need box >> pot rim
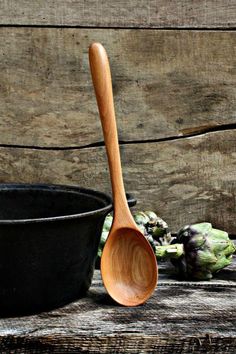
[0,183,113,224]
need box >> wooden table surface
[0,254,235,354]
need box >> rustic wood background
[0,1,235,234]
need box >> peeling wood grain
[0,130,235,233]
[0,257,235,353]
[0,0,235,28]
[0,28,235,147]
[0,334,234,354]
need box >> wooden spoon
[89,42,158,306]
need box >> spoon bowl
[89,42,158,306]
[101,226,157,306]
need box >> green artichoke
[96,211,172,265]
[133,211,174,246]
[97,216,235,280]
[97,214,113,258]
[158,223,236,280]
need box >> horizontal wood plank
[0,256,235,353]
[0,130,235,233]
[0,28,235,147]
[0,1,235,28]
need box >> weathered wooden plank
[0,28,235,147]
[0,0,236,28]
[0,130,235,233]
[0,256,235,353]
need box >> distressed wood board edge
[0,0,236,28]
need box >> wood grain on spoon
[89,42,158,306]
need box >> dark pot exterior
[0,184,113,316]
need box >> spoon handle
[89,43,133,225]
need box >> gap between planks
[0,124,235,151]
[0,25,235,31]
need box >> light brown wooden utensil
[89,42,158,306]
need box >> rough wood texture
[0,2,234,352]
[0,255,235,353]
[0,0,235,28]
[0,130,236,234]
[0,28,235,147]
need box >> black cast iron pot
[0,183,136,316]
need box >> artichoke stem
[155,244,184,259]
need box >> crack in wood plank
[0,124,235,150]
[0,25,236,31]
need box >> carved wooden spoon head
[101,225,158,306]
[89,42,158,306]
